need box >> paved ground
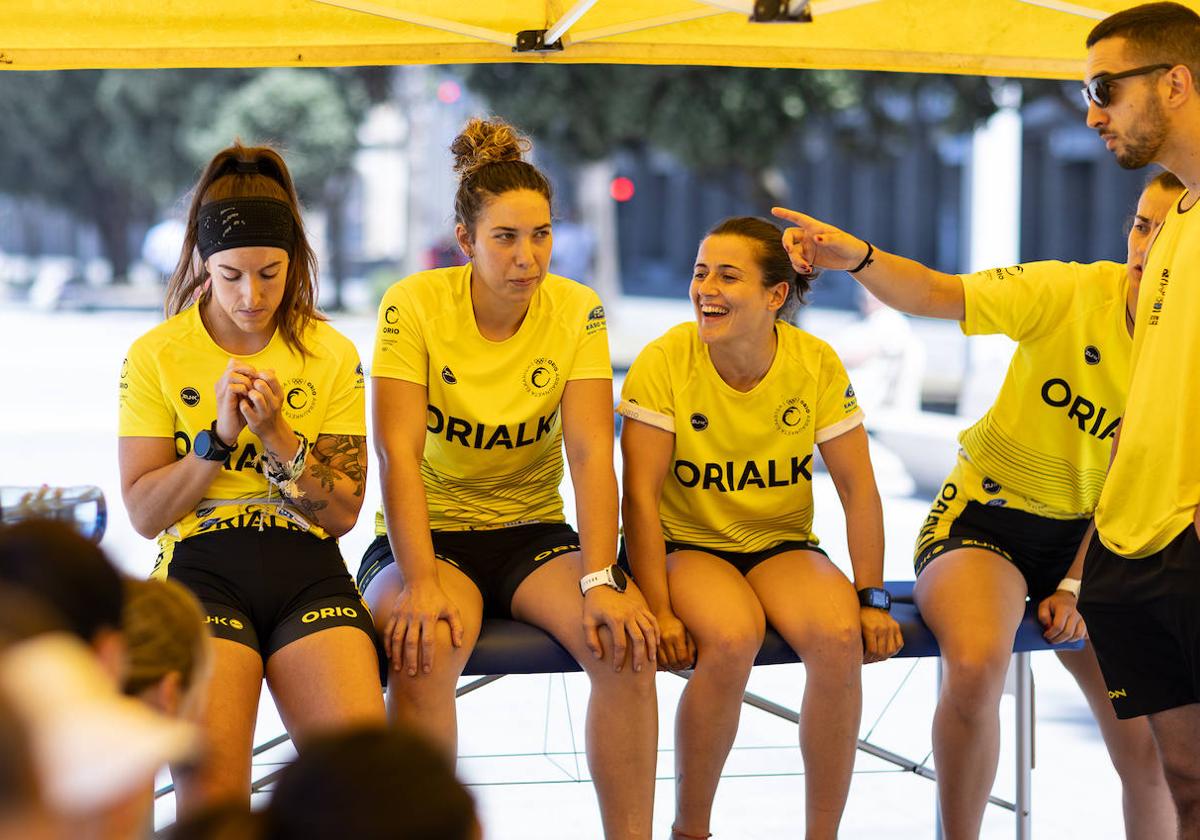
[0,305,1124,838]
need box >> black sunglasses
[1081,63,1173,108]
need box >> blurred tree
[0,66,384,302]
[462,65,1067,205]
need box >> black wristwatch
[194,422,236,462]
[857,586,892,612]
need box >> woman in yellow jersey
[620,217,903,840]
[118,145,385,812]
[359,118,659,839]
[773,169,1183,840]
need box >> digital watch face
[860,588,890,610]
[610,564,628,593]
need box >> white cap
[0,633,197,813]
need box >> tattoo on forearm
[308,434,367,498]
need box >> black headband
[197,197,296,261]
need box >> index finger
[771,206,816,227]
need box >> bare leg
[914,548,1028,840]
[750,550,863,840]
[665,550,765,839]
[1148,704,1200,840]
[172,638,263,814]
[511,552,657,840]
[362,561,483,762]
[266,625,386,747]
[1057,644,1176,839]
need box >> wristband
[1056,577,1081,597]
[848,240,875,273]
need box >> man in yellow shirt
[1080,3,1200,832]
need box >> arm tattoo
[309,434,367,498]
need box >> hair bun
[450,118,531,180]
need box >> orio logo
[441,366,457,385]
[180,387,201,407]
[283,377,317,419]
[522,357,560,397]
[690,413,709,432]
[982,477,1001,495]
[384,305,399,325]
[1084,345,1101,365]
[774,396,811,435]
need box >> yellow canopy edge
[2,0,1193,78]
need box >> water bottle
[0,486,107,543]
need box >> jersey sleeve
[118,337,175,438]
[960,261,1080,341]
[566,290,613,381]
[318,339,367,437]
[370,281,428,385]
[617,342,675,433]
[814,346,865,445]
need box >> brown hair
[1087,3,1200,93]
[165,142,323,356]
[705,217,814,321]
[1147,169,1185,192]
[451,118,553,238]
[121,578,209,698]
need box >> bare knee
[941,647,1010,711]
[795,621,861,680]
[694,627,761,674]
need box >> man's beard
[1114,95,1169,170]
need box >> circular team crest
[774,396,811,435]
[522,357,560,397]
[180,387,201,407]
[690,413,709,431]
[1084,345,1101,365]
[283,377,317,419]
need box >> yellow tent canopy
[4,0,1194,78]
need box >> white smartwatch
[579,564,628,596]
[1056,577,1081,597]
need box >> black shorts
[664,540,827,576]
[1079,525,1200,719]
[357,523,580,620]
[161,528,381,665]
[914,499,1088,602]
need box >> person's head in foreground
[260,725,480,840]
[122,577,213,719]
[0,519,126,681]
[0,633,196,840]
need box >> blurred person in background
[118,143,385,814]
[773,169,1183,839]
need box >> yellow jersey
[119,305,366,548]
[956,260,1130,519]
[618,321,863,552]
[371,265,611,532]
[1096,196,1200,557]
